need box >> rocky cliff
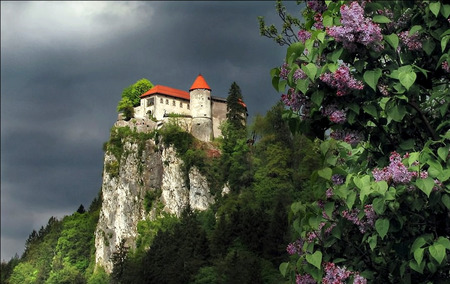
[94,119,214,273]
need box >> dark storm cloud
[1,1,301,260]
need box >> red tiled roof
[189,74,211,91]
[238,99,247,108]
[140,85,190,100]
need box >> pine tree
[226,82,246,132]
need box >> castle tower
[190,74,213,142]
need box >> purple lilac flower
[442,61,450,73]
[313,13,324,30]
[320,64,364,96]
[322,262,352,284]
[280,62,290,80]
[281,88,311,118]
[287,238,304,256]
[296,273,317,284]
[326,2,383,51]
[298,30,312,43]
[330,130,363,146]
[307,0,327,13]
[332,174,345,185]
[326,188,334,198]
[372,151,428,184]
[293,68,308,82]
[353,273,368,284]
[364,204,376,227]
[323,105,347,124]
[398,31,422,51]
[377,84,389,96]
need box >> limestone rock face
[94,124,214,273]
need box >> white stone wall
[135,95,190,120]
[190,89,211,119]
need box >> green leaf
[363,104,378,118]
[441,35,450,52]
[398,71,416,90]
[302,63,318,81]
[429,244,446,264]
[372,197,385,215]
[296,78,309,94]
[329,48,343,62]
[442,4,450,18]
[318,167,332,180]
[442,194,450,210]
[324,202,335,219]
[423,39,436,56]
[311,90,324,107]
[373,15,391,23]
[346,190,356,209]
[306,251,322,269]
[375,218,389,239]
[384,34,399,50]
[409,25,422,36]
[429,2,441,17]
[368,235,377,251]
[323,15,333,27]
[279,262,289,277]
[436,237,450,250]
[363,69,382,91]
[411,236,427,253]
[438,146,449,161]
[414,247,425,265]
[416,177,435,197]
[286,42,305,62]
[386,102,406,122]
[277,80,287,93]
[400,139,415,150]
[317,31,326,43]
[409,260,425,274]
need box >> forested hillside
[1,101,321,284]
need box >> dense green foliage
[2,191,102,284]
[116,78,153,120]
[260,0,450,283]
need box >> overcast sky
[1,1,302,261]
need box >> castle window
[187,104,190,109]
[160,98,163,104]
[166,99,169,105]
[180,102,183,108]
[172,100,176,106]
[147,98,154,107]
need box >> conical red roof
[189,74,211,91]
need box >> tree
[116,78,153,118]
[226,82,247,132]
[263,0,450,283]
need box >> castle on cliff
[133,74,247,142]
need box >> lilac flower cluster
[298,30,312,44]
[281,88,311,118]
[398,31,422,51]
[320,65,364,96]
[330,130,363,146]
[287,238,304,256]
[307,0,327,13]
[326,2,383,51]
[322,262,351,284]
[294,68,308,82]
[326,188,334,198]
[307,222,336,242]
[313,13,324,30]
[377,84,389,96]
[380,8,411,33]
[372,152,427,184]
[296,273,317,284]
[332,174,345,185]
[323,105,347,124]
[280,62,290,80]
[442,61,450,73]
[342,204,376,233]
